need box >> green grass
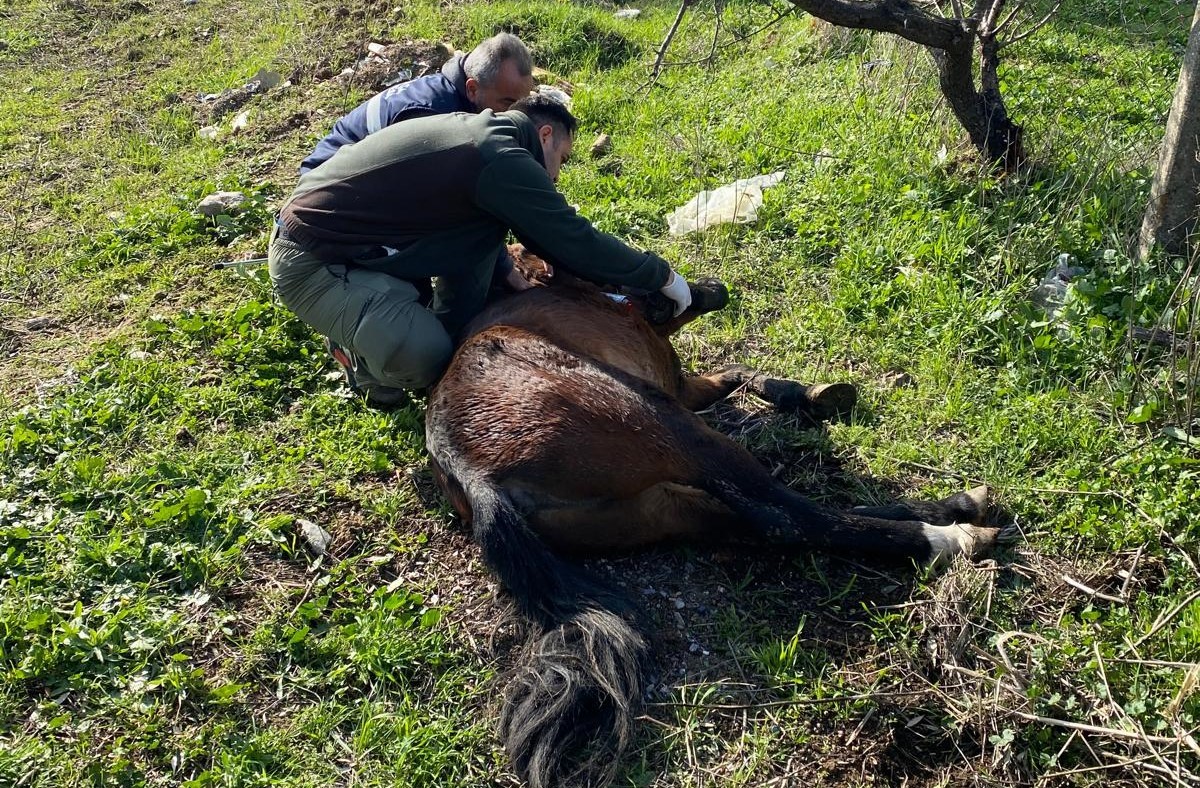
[2,0,1199,784]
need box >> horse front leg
[677,364,857,420]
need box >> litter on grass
[666,171,786,235]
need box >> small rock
[196,190,245,216]
[250,68,282,90]
[534,85,572,107]
[882,370,915,389]
[297,518,332,556]
[590,133,612,159]
[367,41,389,56]
[231,111,250,133]
[672,598,685,610]
[614,8,641,19]
[197,125,220,140]
[641,586,656,596]
[24,316,53,331]
[531,66,557,84]
[128,350,151,360]
[672,612,685,629]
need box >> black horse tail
[467,480,650,788]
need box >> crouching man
[269,95,693,406]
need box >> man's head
[464,33,535,113]
[510,94,577,182]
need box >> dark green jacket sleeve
[473,150,671,291]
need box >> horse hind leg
[851,485,991,526]
[674,425,998,564]
[524,482,740,555]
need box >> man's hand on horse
[505,243,555,291]
[504,262,552,292]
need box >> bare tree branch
[979,0,1006,36]
[1000,0,1064,50]
[785,0,972,49]
[992,2,1022,35]
[649,0,698,87]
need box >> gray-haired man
[300,32,535,173]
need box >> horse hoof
[805,382,857,421]
[938,484,990,525]
[689,279,729,314]
[928,522,1001,565]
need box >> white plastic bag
[666,171,785,235]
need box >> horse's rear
[426,281,672,788]
[425,277,1006,787]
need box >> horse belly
[427,328,701,503]
[522,482,739,554]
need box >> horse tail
[466,480,650,788]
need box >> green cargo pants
[268,230,497,390]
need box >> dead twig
[647,0,697,89]
[1120,545,1144,600]
[1111,658,1200,669]
[1062,574,1125,604]
[998,0,1063,49]
[1131,588,1200,649]
[1040,752,1172,782]
[649,687,925,711]
[1094,641,1183,781]
[1008,710,1195,746]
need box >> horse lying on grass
[424,264,1009,788]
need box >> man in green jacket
[269,95,693,405]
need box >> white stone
[297,518,332,556]
[196,191,245,216]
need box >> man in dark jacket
[300,33,535,174]
[270,95,693,405]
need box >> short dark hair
[510,94,578,139]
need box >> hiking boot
[324,337,408,408]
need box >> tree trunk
[1138,2,1200,262]
[932,34,1025,168]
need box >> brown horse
[424,266,1006,788]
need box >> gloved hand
[659,269,693,317]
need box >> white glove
[659,269,693,317]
